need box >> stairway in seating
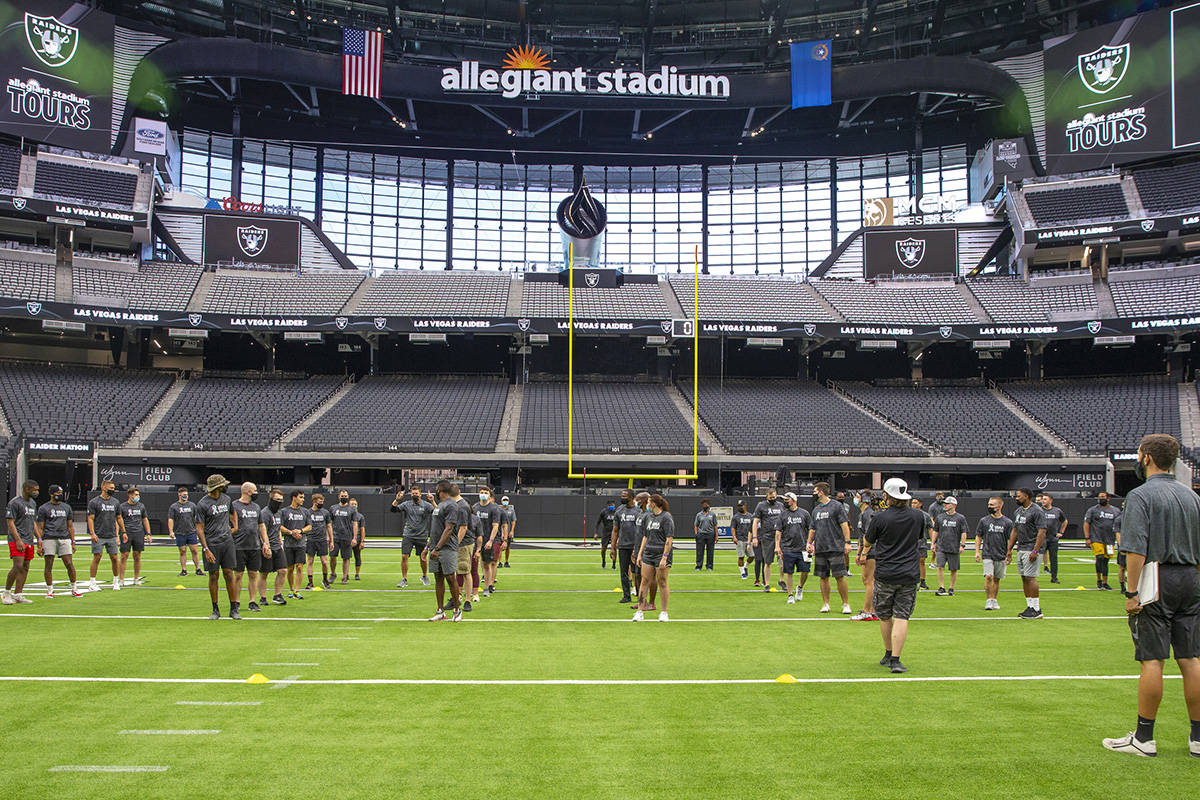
[665,383,726,456]
[506,278,523,316]
[1179,383,1200,453]
[341,276,374,314]
[125,376,188,447]
[495,383,523,454]
[827,382,937,455]
[957,283,991,322]
[989,386,1075,456]
[186,270,216,312]
[278,378,357,448]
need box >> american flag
[342,28,382,99]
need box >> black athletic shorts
[203,539,237,573]
[1117,551,1127,568]
[814,552,849,579]
[306,537,329,557]
[120,531,146,553]
[236,548,262,573]
[874,580,918,621]
[1129,564,1200,661]
[261,549,287,573]
[332,540,353,559]
[285,546,306,567]
[480,542,496,563]
[754,540,775,564]
[642,549,672,569]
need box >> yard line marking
[279,648,339,651]
[49,765,169,773]
[253,662,319,666]
[119,729,220,735]
[175,701,261,706]
[0,612,1129,624]
[301,637,359,640]
[2,674,1184,687]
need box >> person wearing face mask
[751,488,783,591]
[35,483,81,599]
[1084,492,1121,591]
[231,482,268,612]
[349,498,366,580]
[4,480,40,604]
[117,486,151,587]
[612,490,642,604]
[1037,492,1068,584]
[500,495,517,568]
[1008,488,1048,620]
[807,481,853,615]
[633,494,675,622]
[261,488,288,605]
[474,488,502,598]
[453,484,477,610]
[306,493,332,590]
[196,474,240,620]
[932,497,968,597]
[329,490,360,585]
[86,480,122,592]
[393,487,432,588]
[280,489,311,601]
[169,486,203,577]
[596,502,618,569]
[693,499,718,572]
[730,500,753,580]
[776,493,812,605]
[974,497,1014,611]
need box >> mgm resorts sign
[441,45,731,101]
[863,194,967,226]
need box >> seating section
[1133,161,1200,214]
[0,259,55,302]
[999,376,1180,455]
[353,271,509,316]
[679,379,927,457]
[287,375,508,452]
[967,277,1098,322]
[33,160,138,207]
[1110,273,1200,317]
[73,262,203,310]
[668,275,838,321]
[145,375,344,450]
[840,382,1058,457]
[203,269,364,315]
[0,364,172,446]
[812,280,978,324]
[519,281,670,319]
[0,142,19,190]
[518,380,700,454]
[1023,184,1127,226]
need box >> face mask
[1099,498,1109,506]
[52,493,63,502]
[339,497,349,504]
[131,496,139,504]
[249,492,258,501]
[502,500,509,506]
[481,494,491,503]
[268,498,283,512]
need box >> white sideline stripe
[301,637,359,640]
[175,701,260,706]
[49,765,169,773]
[279,648,339,651]
[0,612,1127,623]
[3,674,1185,687]
[118,734,220,738]
[253,662,319,666]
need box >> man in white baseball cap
[861,477,924,673]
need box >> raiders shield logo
[373,317,387,331]
[584,272,600,288]
[895,237,926,269]
[660,321,672,334]
[517,318,530,332]
[25,301,41,316]
[1079,44,1130,94]
[334,317,349,330]
[1087,320,1102,335]
[1140,219,1155,232]
[997,140,1020,169]
[803,324,817,336]
[25,13,78,68]
[188,313,203,327]
[236,225,268,258]
[11,198,26,211]
[939,326,953,339]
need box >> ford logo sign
[137,128,164,140]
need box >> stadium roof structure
[98,0,1133,162]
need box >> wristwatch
[1123,590,1138,599]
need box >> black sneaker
[305,580,313,590]
[879,653,893,666]
[1018,607,1043,619]
[694,567,702,572]
[195,569,204,576]
[272,594,287,605]
[1101,583,1113,591]
[488,585,496,593]
[503,562,510,568]
[341,577,349,585]
[1051,578,1061,584]
[762,586,770,593]
[919,580,929,590]
[463,601,472,612]
[247,602,261,612]
[618,596,632,604]
[230,607,242,620]
[208,609,220,620]
[947,588,955,596]
[259,597,267,606]
[890,660,907,674]
[935,587,948,596]
[778,581,787,591]
[354,575,360,581]
[178,570,187,577]
[611,564,616,570]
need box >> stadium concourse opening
[2,0,1200,794]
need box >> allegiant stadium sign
[441,46,730,100]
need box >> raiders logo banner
[202,213,300,267]
[863,228,958,278]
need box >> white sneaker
[1190,738,1199,758]
[632,610,644,622]
[842,604,853,614]
[452,608,463,622]
[420,576,430,586]
[786,595,795,605]
[428,611,446,622]
[472,594,480,603]
[134,576,145,585]
[45,588,54,599]
[1,591,13,605]
[88,579,100,592]
[397,579,408,588]
[1102,733,1156,757]
[740,567,748,579]
[112,579,121,591]
[71,585,83,598]
[819,603,830,613]
[15,594,32,604]
[658,612,669,622]
[795,589,803,601]
[631,590,637,599]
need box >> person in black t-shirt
[863,478,924,674]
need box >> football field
[0,544,1194,799]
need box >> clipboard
[1137,562,1160,606]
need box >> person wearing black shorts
[911,496,934,590]
[280,490,311,600]
[1037,492,1068,584]
[261,488,288,605]
[350,498,366,580]
[427,480,467,622]
[1104,434,1200,758]
[633,494,674,622]
[807,483,852,615]
[231,482,267,612]
[196,474,240,620]
[1084,492,1121,591]
[932,497,968,596]
[329,490,359,585]
[775,492,811,605]
[306,494,332,590]
[751,489,783,591]
[474,489,502,597]
[852,492,877,620]
[863,477,923,674]
[611,490,642,604]
[117,487,151,587]
[393,488,432,588]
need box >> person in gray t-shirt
[499,496,517,567]
[611,490,642,603]
[168,487,202,576]
[693,500,718,571]
[306,495,332,589]
[393,488,433,587]
[86,480,121,590]
[1084,492,1122,590]
[279,490,312,599]
[196,474,239,619]
[4,480,39,602]
[1008,488,1048,619]
[329,491,360,585]
[426,481,468,621]
[118,487,151,586]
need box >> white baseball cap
[882,477,911,501]
[782,492,798,502]
[944,496,958,505]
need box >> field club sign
[441,45,731,100]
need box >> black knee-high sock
[754,560,762,583]
[1096,556,1109,577]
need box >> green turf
[0,545,1195,799]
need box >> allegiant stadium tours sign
[441,45,731,101]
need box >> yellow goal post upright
[566,243,700,483]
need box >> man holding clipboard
[1103,434,1200,759]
